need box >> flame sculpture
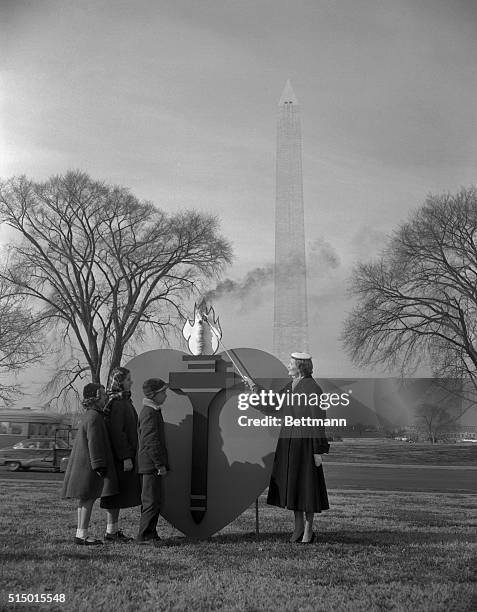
[182,301,222,355]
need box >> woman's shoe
[74,536,103,545]
[290,531,304,543]
[301,532,315,544]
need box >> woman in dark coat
[246,352,329,543]
[99,366,141,542]
[62,383,118,545]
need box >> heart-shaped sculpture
[126,348,288,539]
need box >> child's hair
[108,367,130,393]
[103,367,132,420]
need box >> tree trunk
[90,361,101,384]
[108,341,124,383]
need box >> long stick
[202,315,251,381]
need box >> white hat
[291,352,312,360]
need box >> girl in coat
[246,352,329,544]
[62,383,118,545]
[99,366,141,542]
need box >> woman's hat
[291,352,312,360]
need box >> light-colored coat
[62,408,118,500]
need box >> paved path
[1,462,476,494]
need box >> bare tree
[0,278,43,404]
[343,187,477,418]
[0,171,232,402]
[414,403,454,444]
[411,378,464,443]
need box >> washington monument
[273,80,309,362]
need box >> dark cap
[83,382,103,399]
[143,378,168,399]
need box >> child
[99,366,141,542]
[62,383,118,545]
[136,378,169,544]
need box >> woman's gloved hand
[123,458,133,472]
[242,377,258,392]
[313,454,322,467]
[95,467,107,478]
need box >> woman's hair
[108,366,130,393]
[82,383,104,408]
[294,358,313,377]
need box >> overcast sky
[2,0,477,384]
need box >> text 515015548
[8,594,66,603]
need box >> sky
[2,0,477,391]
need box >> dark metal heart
[126,348,287,539]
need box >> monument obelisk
[273,80,308,362]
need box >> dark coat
[267,376,330,513]
[137,402,169,474]
[62,408,118,500]
[100,397,142,509]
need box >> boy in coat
[136,378,169,544]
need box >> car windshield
[12,439,70,450]
[13,441,39,449]
[53,439,70,449]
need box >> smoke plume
[202,238,340,309]
[203,264,275,305]
[307,237,340,272]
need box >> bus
[0,407,74,449]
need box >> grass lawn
[328,439,477,466]
[0,481,476,611]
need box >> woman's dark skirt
[267,437,329,513]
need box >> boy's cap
[143,378,168,395]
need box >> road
[1,462,476,493]
[324,462,477,494]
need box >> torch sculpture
[170,301,238,523]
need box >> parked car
[0,437,72,472]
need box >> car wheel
[7,461,21,472]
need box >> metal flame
[182,300,222,355]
